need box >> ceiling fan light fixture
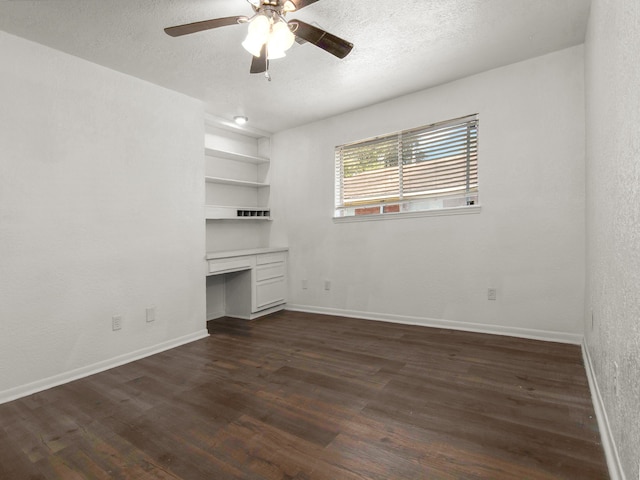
[269,20,295,52]
[233,116,249,125]
[243,15,294,59]
[164,0,355,78]
[247,13,270,36]
[242,14,271,57]
[242,35,265,57]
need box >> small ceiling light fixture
[234,115,249,125]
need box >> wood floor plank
[0,311,608,479]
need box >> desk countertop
[205,246,288,261]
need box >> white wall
[584,0,640,478]
[270,46,586,341]
[0,31,206,401]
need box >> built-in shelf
[205,176,269,188]
[205,205,272,221]
[204,119,282,322]
[204,147,269,165]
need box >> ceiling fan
[164,0,354,79]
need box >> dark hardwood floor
[0,311,608,479]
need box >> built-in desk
[206,247,288,319]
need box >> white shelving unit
[205,176,269,188]
[204,115,286,322]
[204,205,271,220]
[204,118,272,222]
[204,147,269,165]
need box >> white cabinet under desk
[206,247,288,320]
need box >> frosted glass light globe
[242,14,271,57]
[269,21,295,53]
[248,14,270,36]
[242,33,265,57]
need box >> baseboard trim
[207,310,226,321]
[582,342,626,480]
[224,304,287,321]
[285,304,583,345]
[0,329,209,406]
[249,304,286,320]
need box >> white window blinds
[335,114,478,217]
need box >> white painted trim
[582,342,626,480]
[333,205,481,223]
[221,304,287,321]
[207,310,226,321]
[249,304,286,320]
[0,330,209,405]
[286,304,583,345]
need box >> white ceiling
[0,0,591,133]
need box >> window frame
[334,114,480,221]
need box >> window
[334,114,478,218]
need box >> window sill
[333,205,481,223]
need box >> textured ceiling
[0,0,591,133]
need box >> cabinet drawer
[208,256,253,275]
[255,277,286,311]
[255,263,285,282]
[256,251,286,265]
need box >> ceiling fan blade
[164,16,246,37]
[250,44,268,74]
[291,19,353,59]
[286,0,321,11]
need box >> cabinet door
[254,277,286,311]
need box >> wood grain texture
[0,311,608,479]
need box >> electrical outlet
[613,361,619,396]
[146,307,155,323]
[301,279,308,290]
[324,280,331,291]
[112,315,122,331]
[488,288,497,301]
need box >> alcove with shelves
[204,115,285,322]
[204,119,272,223]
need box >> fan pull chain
[265,62,272,81]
